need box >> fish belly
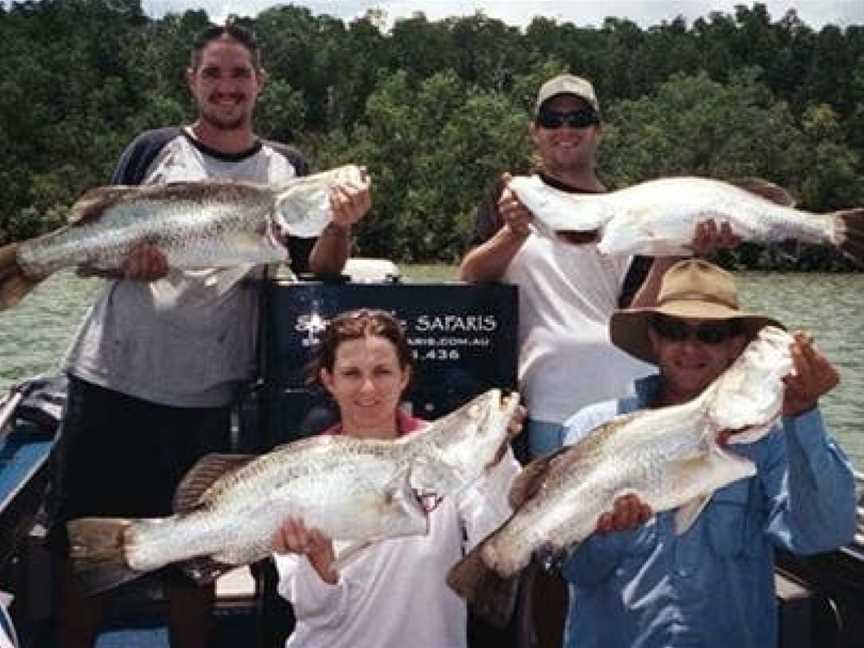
[19,197,281,275]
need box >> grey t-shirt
[63,128,311,407]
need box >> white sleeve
[274,552,356,629]
[456,447,521,550]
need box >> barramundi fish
[508,175,864,264]
[447,327,795,626]
[67,389,520,594]
[0,164,367,310]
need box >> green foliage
[255,79,306,142]
[0,0,862,270]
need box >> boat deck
[3,355,864,647]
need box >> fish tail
[0,242,43,310]
[66,517,150,595]
[832,207,864,268]
[447,542,520,628]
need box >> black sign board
[252,280,518,448]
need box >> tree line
[1,0,862,270]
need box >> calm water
[1,270,862,469]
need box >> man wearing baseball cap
[559,259,855,648]
[460,73,739,647]
[535,72,600,115]
[461,73,739,458]
[462,71,648,456]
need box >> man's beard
[547,146,594,175]
[200,99,250,131]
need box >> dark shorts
[47,375,231,551]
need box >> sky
[138,0,862,30]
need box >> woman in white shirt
[271,308,520,648]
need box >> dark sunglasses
[536,108,599,130]
[649,316,741,345]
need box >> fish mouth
[718,422,769,447]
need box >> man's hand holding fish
[781,331,840,417]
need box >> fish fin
[409,451,463,500]
[271,434,350,454]
[507,442,591,509]
[507,449,564,509]
[447,542,520,628]
[395,463,432,532]
[179,557,237,585]
[485,435,515,472]
[66,517,147,594]
[330,540,375,572]
[730,178,796,207]
[0,243,45,310]
[673,493,713,535]
[173,453,257,513]
[202,264,255,293]
[664,450,756,534]
[0,242,19,278]
[832,207,864,268]
[67,186,139,226]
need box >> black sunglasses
[536,108,599,130]
[649,316,741,345]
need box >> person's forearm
[459,228,528,282]
[628,257,684,308]
[309,223,351,275]
[774,411,857,552]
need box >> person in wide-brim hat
[609,258,784,364]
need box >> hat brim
[610,301,784,364]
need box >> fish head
[271,186,330,241]
[409,389,520,498]
[707,325,794,441]
[272,165,367,240]
[507,175,611,233]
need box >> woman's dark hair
[190,22,261,71]
[308,309,415,389]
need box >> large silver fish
[67,388,520,593]
[447,327,794,625]
[508,175,864,264]
[0,165,366,310]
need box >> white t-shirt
[275,448,520,648]
[63,128,309,407]
[503,231,652,423]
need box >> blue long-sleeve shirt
[560,375,856,648]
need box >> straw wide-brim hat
[610,259,784,364]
